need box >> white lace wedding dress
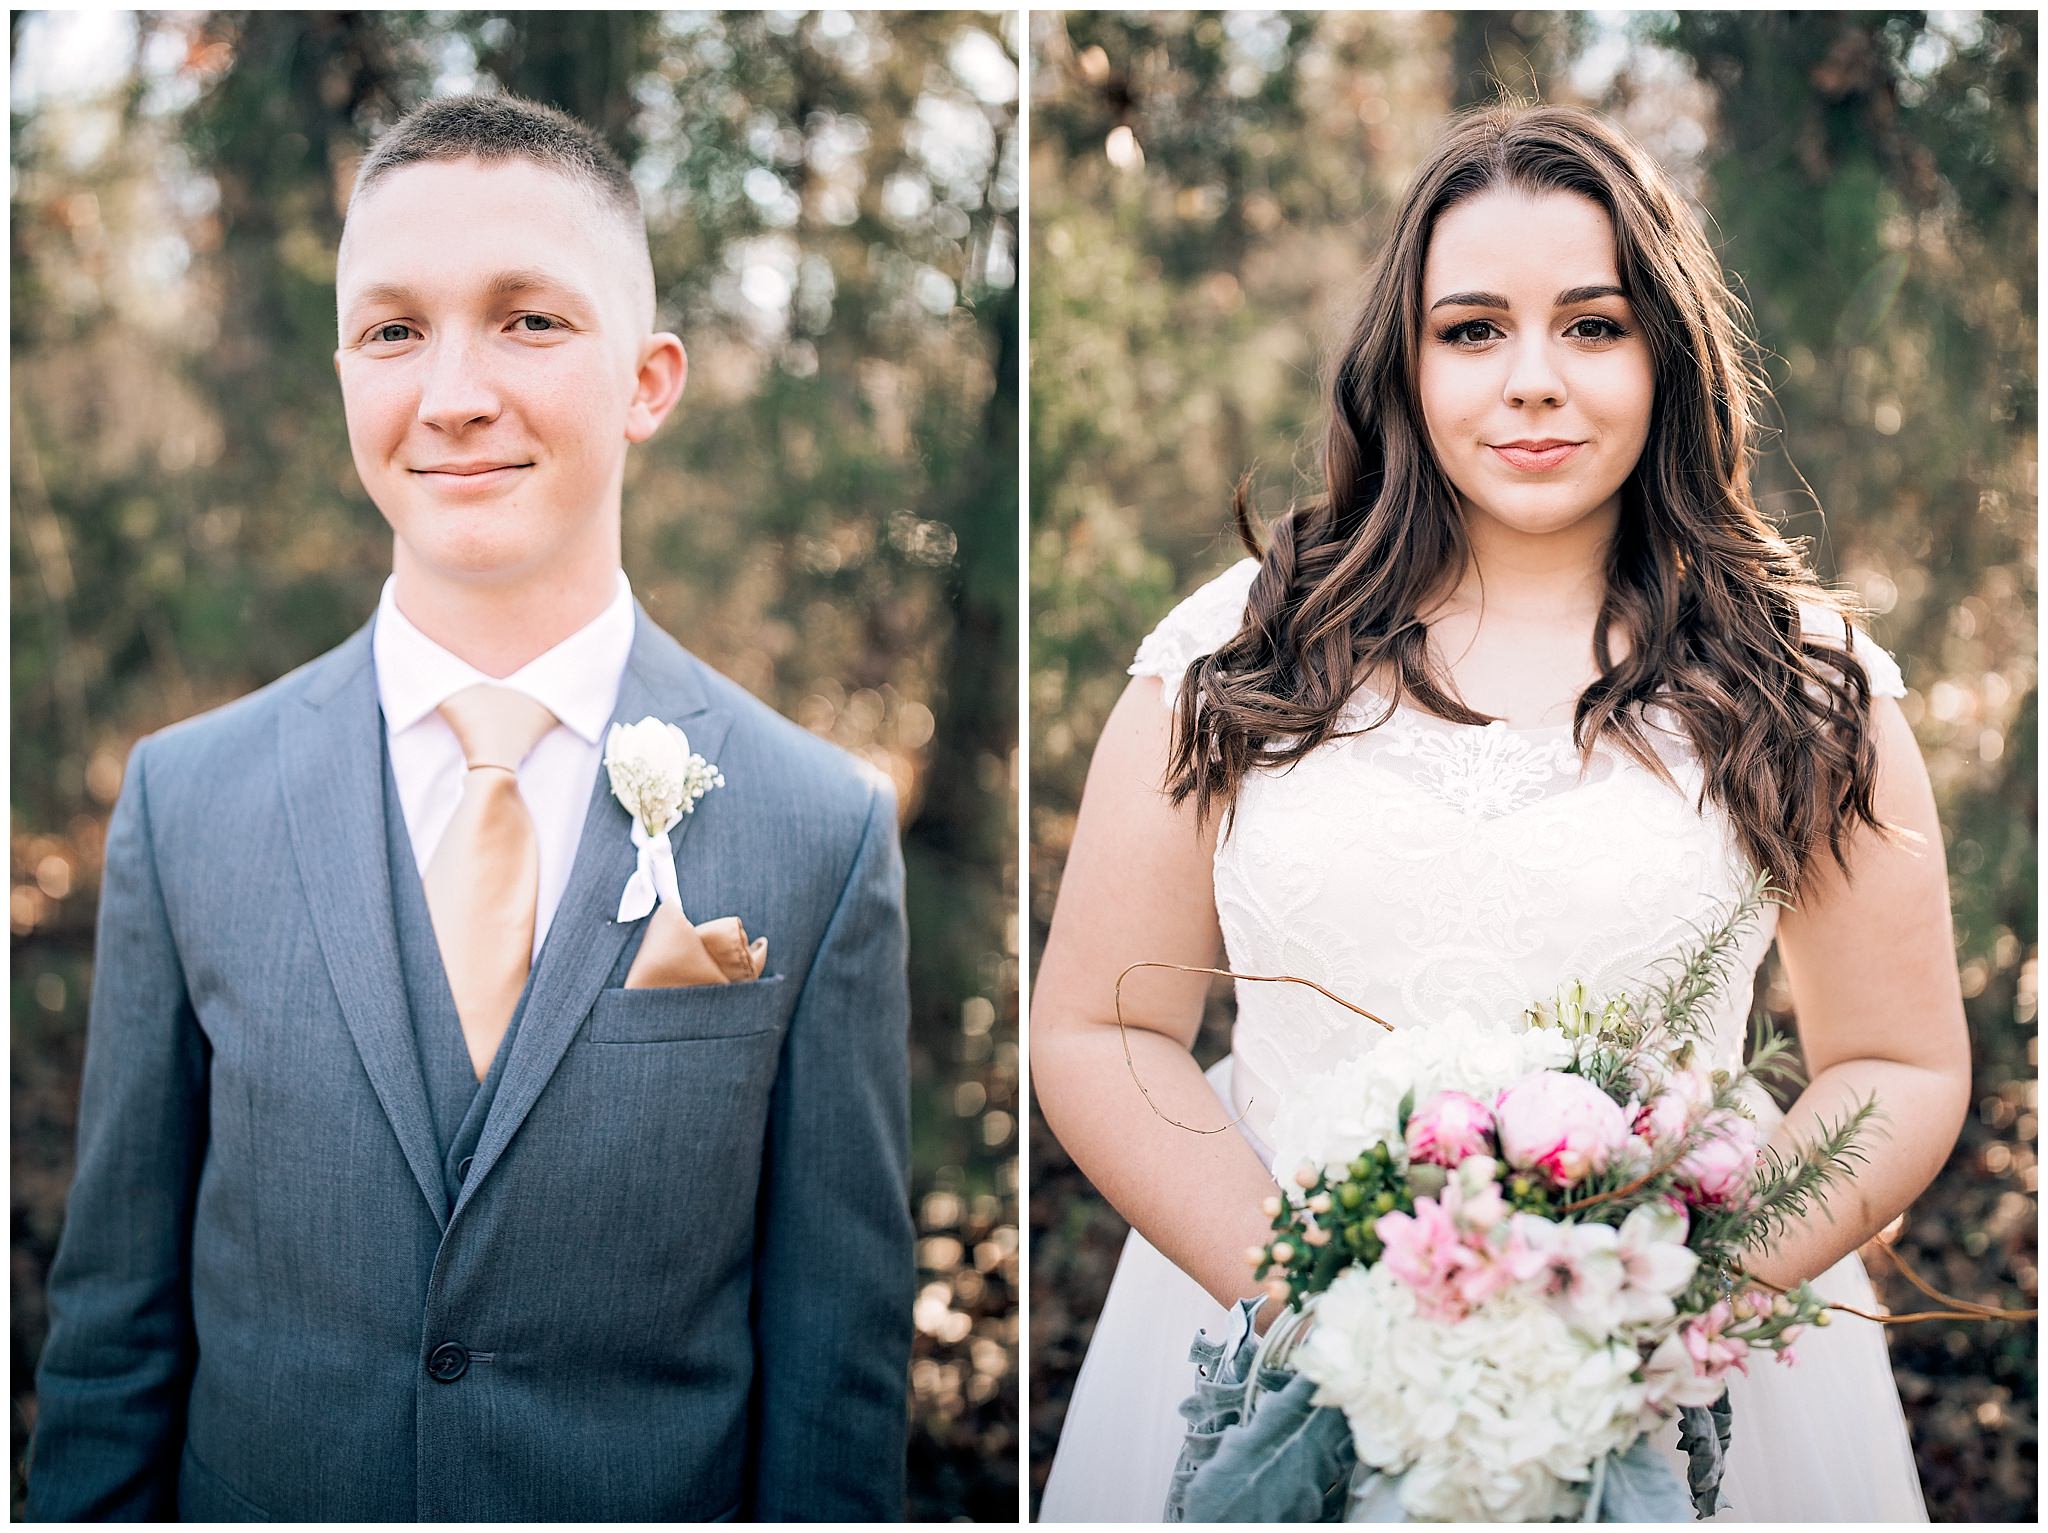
[1039,559,1929,1523]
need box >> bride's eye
[1436,318,1502,347]
[1565,316,1628,343]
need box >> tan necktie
[423,684,560,1082]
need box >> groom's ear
[625,334,687,444]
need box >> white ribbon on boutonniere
[603,717,726,922]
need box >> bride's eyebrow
[1427,283,1629,312]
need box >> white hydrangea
[1265,1014,1575,1184]
[1299,1263,1650,1522]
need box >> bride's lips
[1488,441,1583,472]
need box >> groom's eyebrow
[341,268,598,320]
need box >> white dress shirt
[372,570,637,959]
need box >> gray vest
[380,739,535,1216]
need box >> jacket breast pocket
[586,973,789,1044]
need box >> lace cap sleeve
[1128,557,1261,711]
[1798,599,1907,700]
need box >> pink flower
[1772,1318,1807,1366]
[1734,1286,1775,1320]
[1493,1071,1632,1187]
[1494,1212,1558,1281]
[1375,1197,1469,1319]
[1405,1089,1496,1168]
[1634,1061,1715,1149]
[1641,1308,1749,1414]
[1674,1110,1762,1207]
[1444,1250,1514,1311]
[1446,1160,1508,1233]
[1680,1301,1751,1382]
[1374,1167,1515,1320]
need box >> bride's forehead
[1424,190,1621,297]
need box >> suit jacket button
[457,1156,473,1180]
[427,1342,470,1382]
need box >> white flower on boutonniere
[604,717,725,922]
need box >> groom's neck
[391,550,622,678]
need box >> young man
[29,94,913,1522]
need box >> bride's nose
[1501,336,1567,408]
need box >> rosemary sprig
[1630,868,1786,1042]
[1745,1097,1885,1246]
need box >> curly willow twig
[1870,1233,2038,1321]
[1742,1236,2038,1327]
[1112,961,1396,1135]
[1556,1145,1694,1214]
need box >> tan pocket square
[623,902,768,989]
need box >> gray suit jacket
[28,605,913,1521]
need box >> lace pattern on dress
[1798,601,1909,700]
[1127,558,1260,709]
[1128,559,1911,1148]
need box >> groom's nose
[415,332,503,434]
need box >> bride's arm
[1032,675,1282,1313]
[1746,691,1972,1288]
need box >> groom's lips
[411,461,533,492]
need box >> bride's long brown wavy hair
[1166,102,1914,907]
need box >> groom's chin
[387,513,562,587]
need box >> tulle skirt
[1039,1057,1928,1523]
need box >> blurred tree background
[11,9,1017,1521]
[1029,9,2034,1519]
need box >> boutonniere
[604,717,725,922]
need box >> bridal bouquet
[1169,873,1877,1523]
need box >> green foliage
[1630,870,1786,1042]
[1747,1097,1884,1246]
[1254,1141,1413,1307]
[1676,1393,1734,1519]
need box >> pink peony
[1405,1089,1496,1168]
[1674,1110,1762,1206]
[1493,1071,1632,1187]
[1634,1062,1713,1148]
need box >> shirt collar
[372,570,637,746]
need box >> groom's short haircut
[342,91,657,326]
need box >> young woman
[1033,103,1967,1522]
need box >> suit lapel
[449,605,731,1227]
[276,621,450,1230]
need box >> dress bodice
[1129,558,1907,1148]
